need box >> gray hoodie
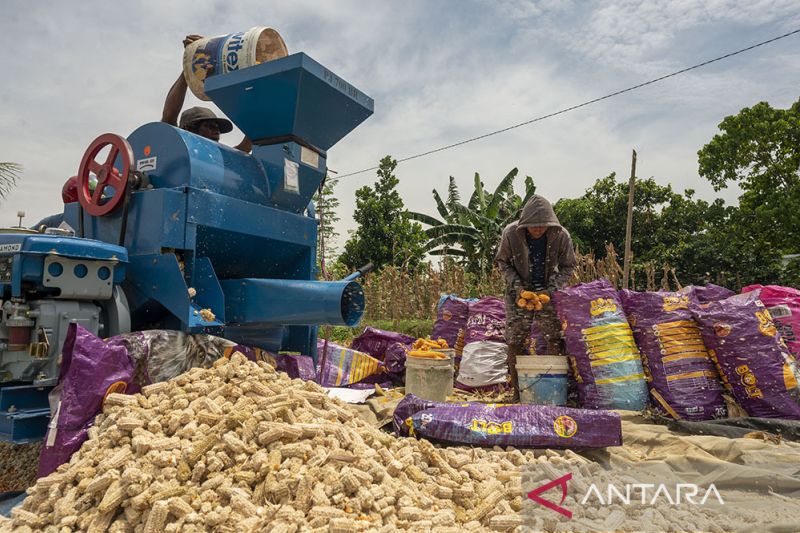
[494,195,577,292]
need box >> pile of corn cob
[408,338,450,360]
[1,352,554,532]
[515,291,550,312]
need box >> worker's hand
[516,290,550,311]
[183,34,203,47]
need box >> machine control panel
[42,256,117,299]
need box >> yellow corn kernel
[538,293,551,304]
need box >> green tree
[339,156,427,272]
[698,99,800,254]
[554,173,751,287]
[408,169,536,274]
[313,179,340,278]
[0,162,22,200]
[554,173,679,259]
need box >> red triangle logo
[527,472,572,519]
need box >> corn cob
[403,464,427,483]
[488,515,522,531]
[398,507,423,521]
[223,432,246,454]
[116,417,144,431]
[308,505,345,520]
[188,430,220,464]
[327,518,358,533]
[329,451,357,463]
[10,507,43,527]
[257,426,284,446]
[99,447,133,472]
[97,479,125,513]
[87,510,116,533]
[150,485,185,504]
[143,501,169,533]
[86,472,116,494]
[167,497,193,518]
[467,489,505,522]
[435,486,454,499]
[104,393,139,407]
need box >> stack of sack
[553,279,800,421]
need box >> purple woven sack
[691,291,800,419]
[350,327,415,360]
[384,342,411,382]
[275,354,317,381]
[315,340,384,387]
[690,284,735,303]
[432,296,471,347]
[553,279,648,411]
[38,324,136,477]
[394,394,622,448]
[465,297,506,344]
[620,290,727,421]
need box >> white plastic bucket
[405,352,454,402]
[516,355,569,406]
[183,27,288,101]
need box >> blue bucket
[517,356,569,406]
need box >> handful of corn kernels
[516,291,551,311]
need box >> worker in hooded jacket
[494,194,577,401]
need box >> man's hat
[62,176,79,204]
[178,106,233,133]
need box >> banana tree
[0,162,22,200]
[407,168,536,274]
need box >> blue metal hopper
[205,52,374,150]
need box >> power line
[331,28,800,182]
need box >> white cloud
[0,0,797,257]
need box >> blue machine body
[0,234,127,299]
[64,52,373,359]
[0,233,128,442]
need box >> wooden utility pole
[622,150,637,290]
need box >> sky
[1,1,798,252]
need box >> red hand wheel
[77,133,134,216]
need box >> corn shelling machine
[0,52,374,441]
